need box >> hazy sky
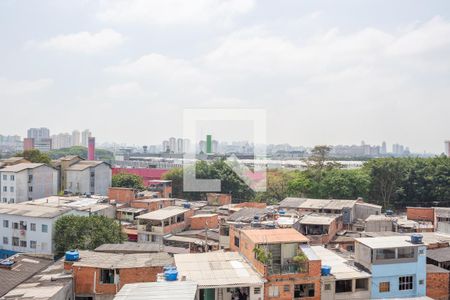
[1,0,449,153]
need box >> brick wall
[206,193,232,206]
[427,271,450,299]
[190,214,219,230]
[407,207,435,223]
[235,202,267,209]
[108,187,136,203]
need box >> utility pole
[204,221,209,252]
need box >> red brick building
[407,207,435,223]
[426,264,450,300]
[189,213,219,230]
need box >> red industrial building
[112,168,169,186]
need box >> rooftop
[426,264,450,273]
[299,213,341,225]
[66,160,106,171]
[427,247,450,263]
[136,206,189,221]
[0,254,54,297]
[174,251,264,288]
[114,281,197,300]
[355,236,422,249]
[24,196,112,213]
[190,213,218,218]
[0,163,46,173]
[241,228,309,244]
[94,242,189,255]
[311,246,370,280]
[73,250,173,268]
[0,203,70,218]
[227,208,269,223]
[279,197,358,210]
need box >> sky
[1,0,449,153]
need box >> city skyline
[1,1,449,153]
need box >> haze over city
[1,1,450,153]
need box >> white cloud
[0,78,53,96]
[97,0,254,26]
[38,29,124,54]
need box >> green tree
[319,169,371,199]
[54,215,125,255]
[15,149,51,164]
[112,173,145,190]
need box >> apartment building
[298,214,342,245]
[136,206,194,244]
[354,235,427,299]
[232,228,321,300]
[0,203,71,256]
[0,163,58,203]
[65,160,111,195]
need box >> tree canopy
[15,149,51,164]
[112,173,145,190]
[54,215,125,255]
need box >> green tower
[206,134,212,153]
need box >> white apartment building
[65,161,111,196]
[0,203,71,256]
[0,163,58,204]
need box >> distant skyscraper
[162,140,169,152]
[183,138,191,153]
[206,135,212,154]
[72,130,81,146]
[51,133,72,149]
[27,127,50,140]
[381,141,387,155]
[445,140,450,157]
[169,137,176,153]
[81,129,92,147]
[177,138,184,154]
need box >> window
[324,284,331,291]
[12,237,19,246]
[3,237,8,244]
[28,175,33,183]
[294,284,315,298]
[234,236,240,247]
[20,221,27,230]
[3,186,6,192]
[254,287,261,294]
[2,198,6,203]
[268,286,279,297]
[20,240,27,247]
[13,222,19,229]
[399,276,413,291]
[284,285,290,292]
[379,282,390,293]
[419,279,424,285]
[335,280,352,293]
[3,220,8,228]
[356,278,368,290]
[30,223,36,231]
[29,186,33,192]
[30,240,37,249]
[376,248,395,260]
[10,175,14,181]
[42,224,48,233]
[100,269,115,284]
[398,247,414,259]
[10,186,14,192]
[2,175,6,180]
[346,245,354,252]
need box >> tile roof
[0,254,54,297]
[0,163,46,173]
[241,228,309,244]
[66,161,106,171]
[174,251,264,288]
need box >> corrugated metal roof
[279,197,358,210]
[174,251,264,288]
[73,250,173,268]
[426,264,450,273]
[299,214,340,225]
[241,228,309,244]
[136,206,189,221]
[427,248,450,263]
[114,281,197,300]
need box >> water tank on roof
[164,267,178,281]
[0,259,14,268]
[183,202,191,209]
[278,209,286,215]
[321,265,331,276]
[65,250,79,262]
[411,234,423,244]
[385,209,394,216]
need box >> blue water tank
[321,265,331,276]
[65,250,79,261]
[183,202,191,209]
[385,209,394,216]
[164,267,178,281]
[279,209,286,215]
[411,234,423,244]
[0,260,14,268]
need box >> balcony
[268,262,308,275]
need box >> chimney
[88,137,95,160]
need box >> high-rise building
[51,133,72,149]
[27,127,50,140]
[177,138,184,154]
[81,129,92,147]
[169,137,176,153]
[381,141,387,155]
[72,130,81,146]
[206,134,212,154]
[445,140,450,157]
[162,140,169,152]
[183,138,191,153]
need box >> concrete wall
[355,203,381,221]
[66,163,111,196]
[94,163,112,195]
